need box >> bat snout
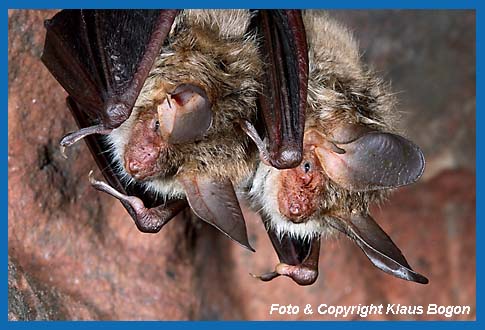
[279,194,315,223]
[124,147,161,180]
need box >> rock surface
[8,10,475,320]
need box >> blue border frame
[4,0,480,328]
[1,0,480,10]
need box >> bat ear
[329,212,428,284]
[157,84,212,144]
[178,175,255,252]
[310,126,425,191]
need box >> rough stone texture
[8,255,96,320]
[8,10,201,320]
[8,10,475,320]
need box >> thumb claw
[88,170,97,185]
[250,270,280,282]
[60,145,68,159]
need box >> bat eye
[154,120,160,131]
[303,161,311,173]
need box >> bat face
[250,136,336,241]
[122,107,174,181]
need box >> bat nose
[288,202,309,223]
[157,83,212,144]
[125,147,160,180]
[128,159,142,173]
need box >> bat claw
[88,170,96,183]
[250,270,280,282]
[238,119,272,166]
[165,94,172,109]
[87,171,128,203]
[88,170,105,187]
[60,145,68,159]
[88,170,112,193]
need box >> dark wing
[329,213,429,284]
[255,221,321,285]
[179,175,254,252]
[42,10,178,207]
[41,9,178,131]
[249,10,308,169]
[266,223,314,266]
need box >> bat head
[250,11,428,285]
[107,10,263,189]
[251,121,428,285]
[251,120,425,240]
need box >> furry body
[249,11,399,240]
[107,10,261,201]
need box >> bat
[41,10,309,252]
[247,11,429,285]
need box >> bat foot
[250,263,318,285]
[88,171,138,206]
[88,171,185,233]
[273,262,319,286]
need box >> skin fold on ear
[157,83,212,144]
[309,127,425,192]
[328,212,429,284]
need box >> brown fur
[303,11,400,214]
[250,11,403,239]
[108,10,262,195]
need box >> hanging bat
[41,9,309,251]
[246,11,429,285]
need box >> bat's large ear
[329,212,428,284]
[157,84,212,144]
[308,125,425,192]
[179,175,254,252]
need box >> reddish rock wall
[8,10,475,320]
